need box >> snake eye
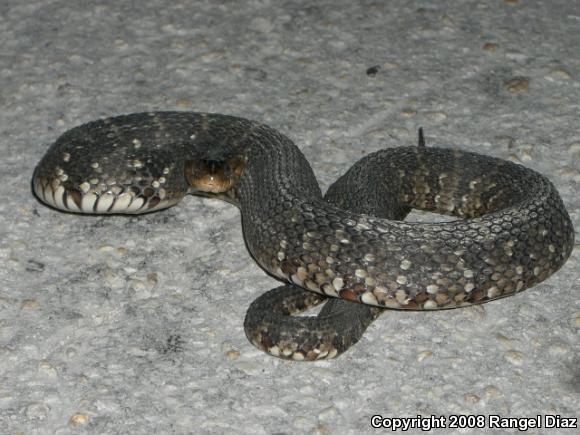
[185,155,245,193]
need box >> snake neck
[232,125,323,271]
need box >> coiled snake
[32,112,574,360]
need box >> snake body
[33,112,574,360]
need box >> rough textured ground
[1,0,579,434]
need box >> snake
[32,111,575,361]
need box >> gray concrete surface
[1,0,579,434]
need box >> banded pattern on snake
[32,112,574,360]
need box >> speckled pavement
[1,0,579,434]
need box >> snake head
[185,155,245,194]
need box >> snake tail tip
[418,127,426,148]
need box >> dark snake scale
[32,112,575,360]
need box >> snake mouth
[185,155,245,194]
